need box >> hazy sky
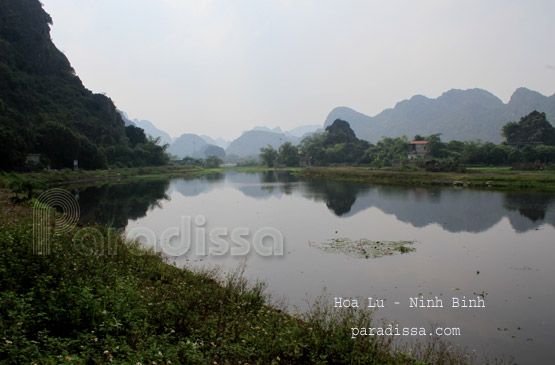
[41,0,555,140]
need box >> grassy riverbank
[231,166,301,173]
[0,192,474,364]
[296,166,555,191]
[0,165,204,189]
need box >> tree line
[0,121,170,171]
[259,111,555,169]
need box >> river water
[77,171,555,364]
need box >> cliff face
[0,0,71,74]
[0,0,127,168]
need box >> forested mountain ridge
[325,88,555,144]
[0,0,167,170]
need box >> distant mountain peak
[439,88,501,102]
[115,114,172,146]
[226,130,300,158]
[330,106,356,112]
[324,87,555,143]
[409,94,430,102]
[250,126,283,134]
[512,86,537,94]
[167,133,207,158]
[286,124,322,137]
[509,87,547,104]
[200,135,231,150]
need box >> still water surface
[78,171,555,364]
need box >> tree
[501,122,519,142]
[203,156,223,168]
[444,140,465,162]
[299,132,326,165]
[203,145,225,159]
[259,145,278,167]
[125,125,148,147]
[484,143,509,165]
[181,157,202,166]
[76,134,107,169]
[425,134,446,158]
[534,145,555,164]
[349,139,372,164]
[37,121,80,169]
[324,143,347,164]
[324,119,358,147]
[278,142,300,167]
[460,140,483,164]
[0,125,26,171]
[135,137,170,166]
[521,145,537,162]
[371,137,408,166]
[502,110,555,145]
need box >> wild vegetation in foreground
[0,195,481,364]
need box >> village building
[25,153,41,164]
[298,151,312,167]
[408,141,430,159]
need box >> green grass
[0,205,475,363]
[0,165,204,189]
[296,166,555,191]
[466,166,555,175]
[225,166,301,173]
[465,167,514,174]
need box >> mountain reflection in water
[76,171,555,233]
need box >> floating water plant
[309,238,417,259]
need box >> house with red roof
[408,140,430,159]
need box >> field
[296,166,555,191]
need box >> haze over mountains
[167,125,322,159]
[325,88,555,144]
[3,0,554,167]
[151,87,555,159]
[200,135,230,150]
[226,130,301,159]
[119,111,172,146]
[167,133,208,159]
[9,0,552,162]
